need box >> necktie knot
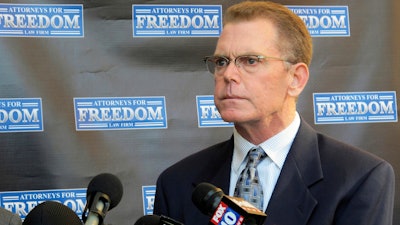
[248,147,267,168]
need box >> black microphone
[82,173,124,225]
[134,214,184,225]
[192,182,267,225]
[23,201,83,225]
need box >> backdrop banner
[0,0,399,224]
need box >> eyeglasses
[203,55,293,75]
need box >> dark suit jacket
[0,208,22,225]
[153,119,395,225]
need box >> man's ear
[288,62,309,97]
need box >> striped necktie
[234,147,267,210]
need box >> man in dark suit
[153,1,395,225]
[0,207,22,225]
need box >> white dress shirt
[229,112,301,211]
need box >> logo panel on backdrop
[142,186,156,215]
[74,96,168,131]
[0,4,84,37]
[313,91,398,124]
[132,5,222,37]
[196,95,233,128]
[0,98,43,132]
[287,5,350,37]
[0,188,86,220]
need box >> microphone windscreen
[23,201,82,225]
[191,182,224,216]
[134,215,160,225]
[87,173,123,209]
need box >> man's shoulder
[298,119,388,165]
[157,138,233,181]
[317,132,386,165]
[313,131,394,183]
[296,119,392,175]
[171,138,232,166]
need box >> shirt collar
[232,112,301,173]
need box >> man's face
[213,18,294,126]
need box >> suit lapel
[193,137,234,193]
[212,137,234,192]
[265,120,323,225]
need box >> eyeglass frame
[203,55,295,75]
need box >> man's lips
[222,95,245,100]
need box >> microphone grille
[87,173,123,210]
[23,201,82,225]
[192,182,224,216]
[134,215,160,225]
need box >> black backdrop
[0,0,399,224]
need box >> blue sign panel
[0,188,87,220]
[196,95,233,128]
[74,97,168,130]
[142,185,156,215]
[0,98,43,132]
[0,4,84,37]
[287,5,350,37]
[313,91,397,124]
[132,5,222,37]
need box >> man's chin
[220,112,246,123]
